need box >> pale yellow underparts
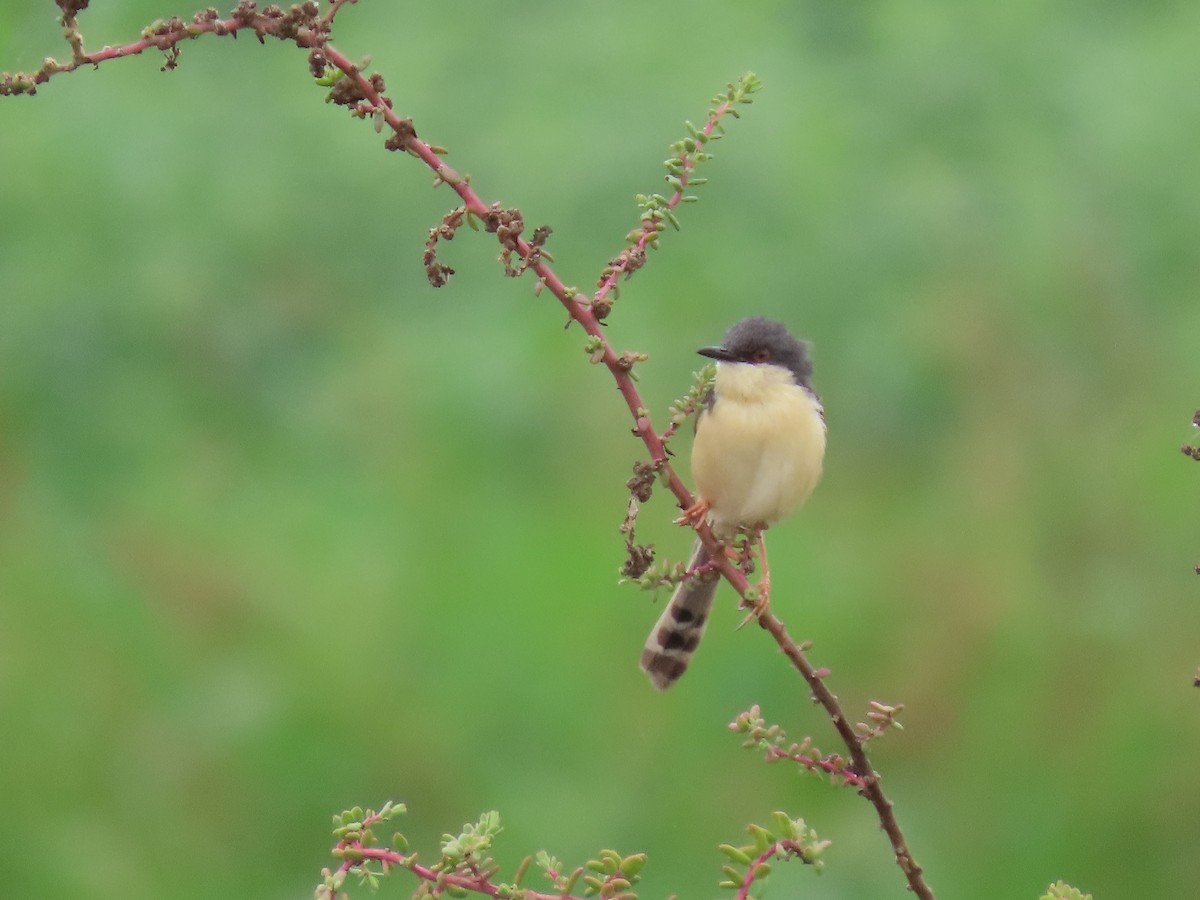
[691,360,826,534]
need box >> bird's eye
[751,348,771,363]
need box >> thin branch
[761,741,869,789]
[734,841,813,900]
[756,612,933,899]
[320,0,355,28]
[325,808,632,900]
[592,83,756,316]
[1,5,332,94]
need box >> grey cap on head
[698,316,814,387]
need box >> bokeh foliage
[2,2,1200,898]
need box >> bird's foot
[674,497,712,527]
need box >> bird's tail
[640,539,718,690]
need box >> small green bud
[619,853,647,877]
[747,824,773,852]
[719,844,753,865]
[583,875,605,895]
[771,811,797,837]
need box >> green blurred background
[3,2,1200,897]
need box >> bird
[639,317,826,690]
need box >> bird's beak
[697,344,735,361]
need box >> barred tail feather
[640,540,718,690]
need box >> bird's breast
[691,366,825,530]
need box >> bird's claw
[674,497,712,527]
